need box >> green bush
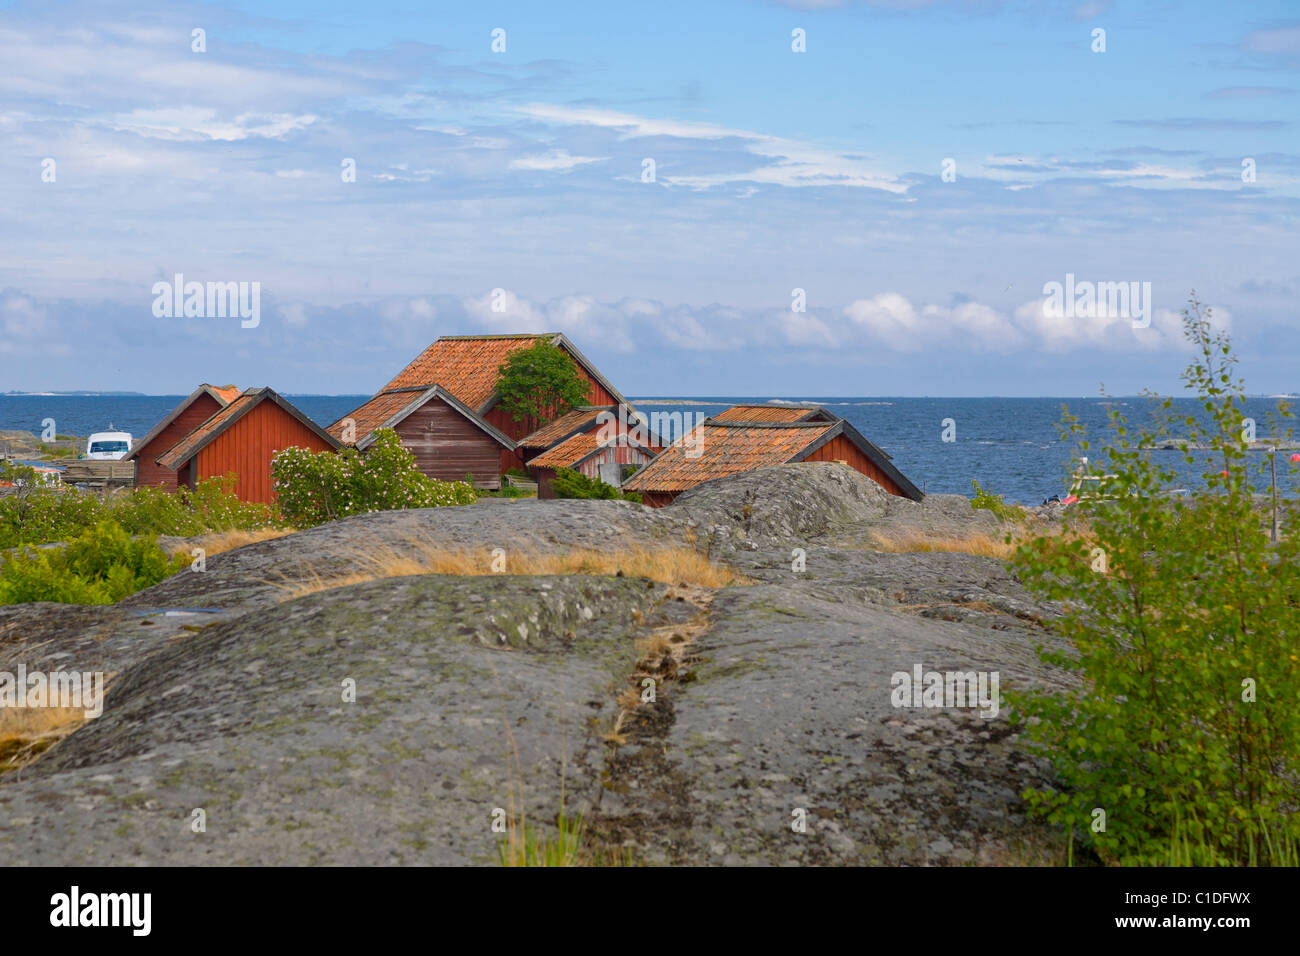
[110,484,209,537]
[1011,296,1300,866]
[494,340,590,424]
[271,428,477,527]
[0,520,190,605]
[0,474,278,550]
[0,487,105,548]
[551,468,641,503]
[970,479,1022,522]
[181,474,279,532]
[0,461,42,486]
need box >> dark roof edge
[126,386,209,460]
[126,385,232,460]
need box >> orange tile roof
[327,388,424,444]
[526,431,650,470]
[622,421,834,494]
[712,404,833,423]
[381,334,553,410]
[518,406,613,448]
[210,384,242,404]
[526,432,605,470]
[157,391,261,469]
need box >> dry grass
[868,528,1021,559]
[271,537,745,600]
[0,705,93,774]
[866,523,1096,560]
[169,527,295,560]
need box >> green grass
[498,812,585,867]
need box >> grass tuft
[867,528,1020,559]
[0,704,94,774]
[272,538,745,600]
[169,527,295,560]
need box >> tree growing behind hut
[1011,294,1300,866]
[494,340,590,424]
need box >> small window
[90,441,129,453]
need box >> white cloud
[841,293,1026,352]
[110,108,317,141]
[464,289,546,330]
[515,102,906,193]
[829,291,1232,355]
[510,149,608,172]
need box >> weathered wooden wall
[396,398,503,489]
[573,444,652,479]
[535,468,556,499]
[801,435,908,497]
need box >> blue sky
[1,0,1297,396]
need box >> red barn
[326,385,514,489]
[154,387,339,504]
[622,405,923,508]
[333,332,637,485]
[127,384,242,489]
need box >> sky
[0,0,1297,397]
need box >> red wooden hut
[326,385,515,489]
[127,384,242,489]
[154,387,339,504]
[622,405,923,507]
[332,332,637,485]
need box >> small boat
[85,428,133,461]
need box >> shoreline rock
[0,463,1072,866]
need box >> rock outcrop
[0,463,1073,865]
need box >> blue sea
[4,394,1298,504]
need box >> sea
[4,394,1298,505]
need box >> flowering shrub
[181,474,280,533]
[0,520,190,605]
[271,429,476,528]
[0,487,104,548]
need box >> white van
[85,431,133,460]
